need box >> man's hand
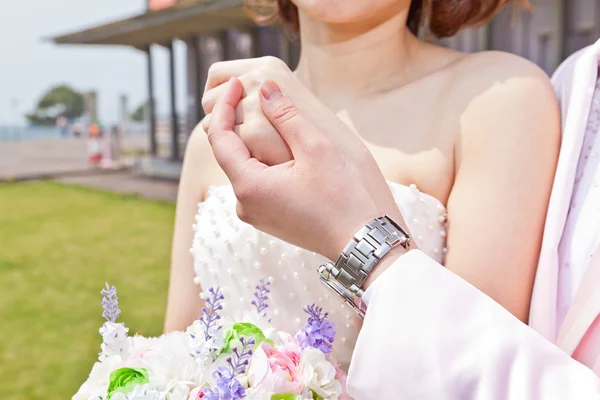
[206,78,398,261]
[202,57,401,222]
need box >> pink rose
[247,341,303,395]
[188,387,204,399]
[278,334,302,366]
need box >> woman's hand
[206,77,398,261]
[202,57,295,166]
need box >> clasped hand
[202,57,404,261]
[202,57,373,170]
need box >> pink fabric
[557,61,600,328]
[348,250,600,399]
[528,44,597,341]
[529,38,600,373]
[557,243,600,374]
[575,316,600,373]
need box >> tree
[130,101,149,122]
[26,85,85,126]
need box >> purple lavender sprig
[227,336,255,377]
[100,283,121,323]
[203,337,254,400]
[250,279,270,317]
[198,287,224,341]
[296,304,336,354]
[203,368,246,400]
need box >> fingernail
[260,80,282,102]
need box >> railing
[0,123,148,143]
[0,126,60,142]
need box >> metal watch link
[317,215,410,318]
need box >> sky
[0,0,189,126]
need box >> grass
[0,181,175,399]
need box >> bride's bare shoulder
[181,121,229,199]
[450,50,555,97]
[457,50,548,73]
[446,50,560,161]
[186,121,212,160]
[447,50,559,128]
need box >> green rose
[107,367,150,399]
[271,394,299,400]
[222,322,272,353]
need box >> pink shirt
[557,62,600,329]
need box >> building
[52,0,599,165]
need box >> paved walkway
[0,136,179,202]
[0,138,91,180]
[0,136,148,179]
[58,172,179,202]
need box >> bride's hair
[245,0,530,38]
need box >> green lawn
[0,182,175,399]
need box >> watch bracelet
[317,215,410,317]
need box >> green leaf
[222,322,272,353]
[107,367,149,399]
[311,389,325,400]
[270,394,299,400]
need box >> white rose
[244,386,272,400]
[73,356,122,400]
[166,382,192,399]
[299,349,342,400]
[246,345,269,388]
[111,386,159,400]
[140,332,208,387]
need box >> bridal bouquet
[74,281,344,400]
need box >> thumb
[259,80,324,156]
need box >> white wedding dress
[191,181,448,367]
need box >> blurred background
[0,0,598,398]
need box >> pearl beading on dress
[190,182,448,367]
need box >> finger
[259,80,326,157]
[203,116,243,139]
[202,105,246,134]
[202,85,224,115]
[207,78,253,182]
[204,87,252,127]
[203,81,246,115]
[235,123,293,166]
[201,114,211,132]
[205,59,263,93]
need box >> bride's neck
[295,10,420,105]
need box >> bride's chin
[293,0,410,26]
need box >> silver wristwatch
[317,215,410,318]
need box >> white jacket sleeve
[346,250,600,400]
